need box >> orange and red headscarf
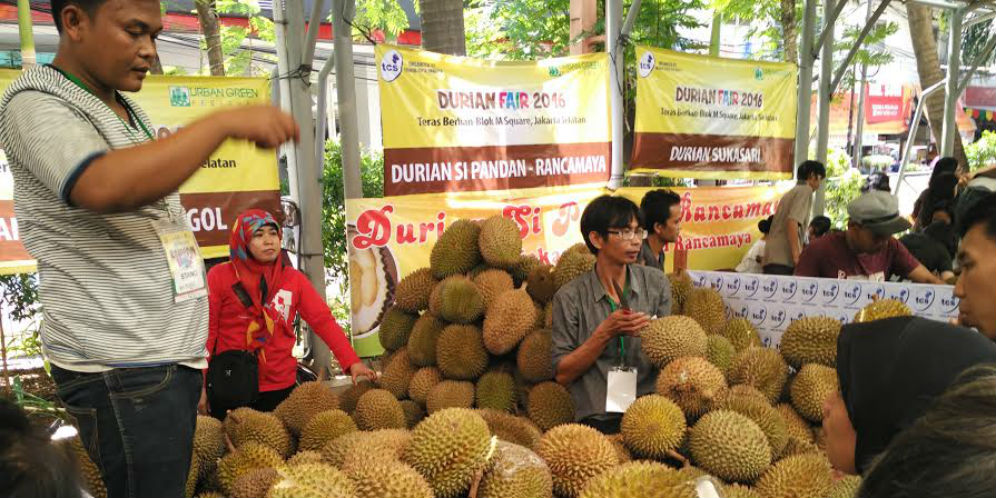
[229,209,288,356]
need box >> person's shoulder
[630,263,668,286]
[207,261,234,280]
[553,269,595,303]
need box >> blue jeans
[51,364,201,498]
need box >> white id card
[153,220,208,303]
[605,366,637,413]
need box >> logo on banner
[710,275,724,293]
[754,67,764,80]
[865,285,886,303]
[750,306,767,326]
[169,86,191,107]
[736,304,750,319]
[761,278,779,299]
[724,276,742,296]
[913,287,935,312]
[939,289,959,314]
[768,305,787,329]
[638,51,655,78]
[743,277,760,298]
[820,281,840,304]
[888,288,910,304]
[779,280,798,300]
[801,281,818,302]
[843,283,863,306]
[380,49,404,82]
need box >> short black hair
[957,192,996,240]
[797,160,827,180]
[0,398,82,498]
[51,0,106,33]
[639,189,682,232]
[863,172,891,193]
[580,195,641,255]
[758,215,773,234]
[809,215,832,238]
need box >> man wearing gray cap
[795,191,943,284]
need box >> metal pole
[709,12,722,57]
[829,0,892,95]
[273,15,299,206]
[814,0,835,216]
[316,55,335,180]
[332,0,363,200]
[896,80,945,195]
[940,7,963,157]
[813,0,849,56]
[16,0,35,67]
[607,0,624,189]
[794,0,819,167]
[303,0,327,68]
[852,0,873,170]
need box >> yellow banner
[632,47,797,180]
[0,69,280,272]
[376,45,611,196]
[345,184,788,357]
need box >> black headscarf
[837,316,996,474]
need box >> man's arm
[70,105,298,213]
[554,310,648,386]
[908,264,945,285]
[786,220,802,265]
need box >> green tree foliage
[966,130,996,172]
[823,147,863,229]
[351,0,416,40]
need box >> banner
[632,47,797,180]
[688,270,959,348]
[0,69,280,272]
[376,45,611,196]
[345,184,787,357]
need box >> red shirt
[795,231,921,281]
[206,262,360,391]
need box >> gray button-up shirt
[551,264,672,420]
[637,238,666,271]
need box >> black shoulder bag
[205,281,261,409]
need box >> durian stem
[666,449,689,467]
[224,433,236,453]
[468,468,484,498]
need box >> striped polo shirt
[0,65,208,372]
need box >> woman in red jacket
[200,209,376,419]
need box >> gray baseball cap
[847,191,911,235]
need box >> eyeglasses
[606,228,647,240]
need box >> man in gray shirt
[552,195,672,434]
[763,160,826,274]
[637,188,682,271]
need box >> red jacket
[206,262,360,392]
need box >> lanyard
[607,281,631,365]
[46,64,155,143]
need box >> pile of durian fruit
[67,215,914,498]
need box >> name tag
[606,366,637,413]
[153,220,207,303]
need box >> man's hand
[598,309,650,338]
[212,105,300,149]
[348,362,378,385]
[197,387,209,415]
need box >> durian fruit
[527,381,576,431]
[578,461,697,498]
[512,254,542,287]
[378,308,417,351]
[779,437,821,458]
[430,219,482,279]
[824,475,862,498]
[814,426,828,453]
[475,371,517,412]
[722,483,763,498]
[517,328,554,382]
[668,272,693,315]
[353,389,406,430]
[426,380,476,414]
[728,347,789,403]
[287,451,324,466]
[343,460,434,498]
[265,462,356,498]
[537,424,619,498]
[400,400,426,428]
[298,410,357,452]
[753,453,833,498]
[230,467,279,498]
[185,444,201,498]
[720,318,763,352]
[853,298,912,323]
[712,392,789,458]
[194,493,226,498]
[479,441,554,498]
[338,381,374,415]
[779,317,841,368]
[408,366,443,406]
[436,324,489,380]
[477,409,543,450]
[479,215,523,269]
[274,381,339,436]
[706,334,737,376]
[688,410,772,483]
[526,264,557,304]
[468,263,490,279]
[225,407,294,458]
[321,429,411,469]
[641,316,708,368]
[394,267,437,314]
[553,244,596,289]
[473,269,515,312]
[403,408,494,498]
[380,347,417,399]
[655,356,728,419]
[789,364,839,422]
[434,275,485,324]
[193,415,226,482]
[684,287,727,334]
[217,441,285,496]
[407,314,445,367]
[68,437,108,498]
[483,288,540,355]
[620,394,687,459]
[713,384,770,407]
[606,434,633,463]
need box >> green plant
[966,130,996,172]
[823,147,862,230]
[861,154,894,172]
[0,273,39,322]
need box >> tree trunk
[906,3,967,169]
[780,0,797,63]
[196,0,226,76]
[419,0,466,55]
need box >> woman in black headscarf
[822,316,996,475]
[912,157,960,230]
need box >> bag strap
[210,263,256,357]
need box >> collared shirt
[795,231,920,281]
[764,182,814,267]
[551,264,672,420]
[637,238,666,271]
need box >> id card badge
[153,220,207,303]
[605,366,637,413]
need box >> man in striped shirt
[0,1,297,497]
